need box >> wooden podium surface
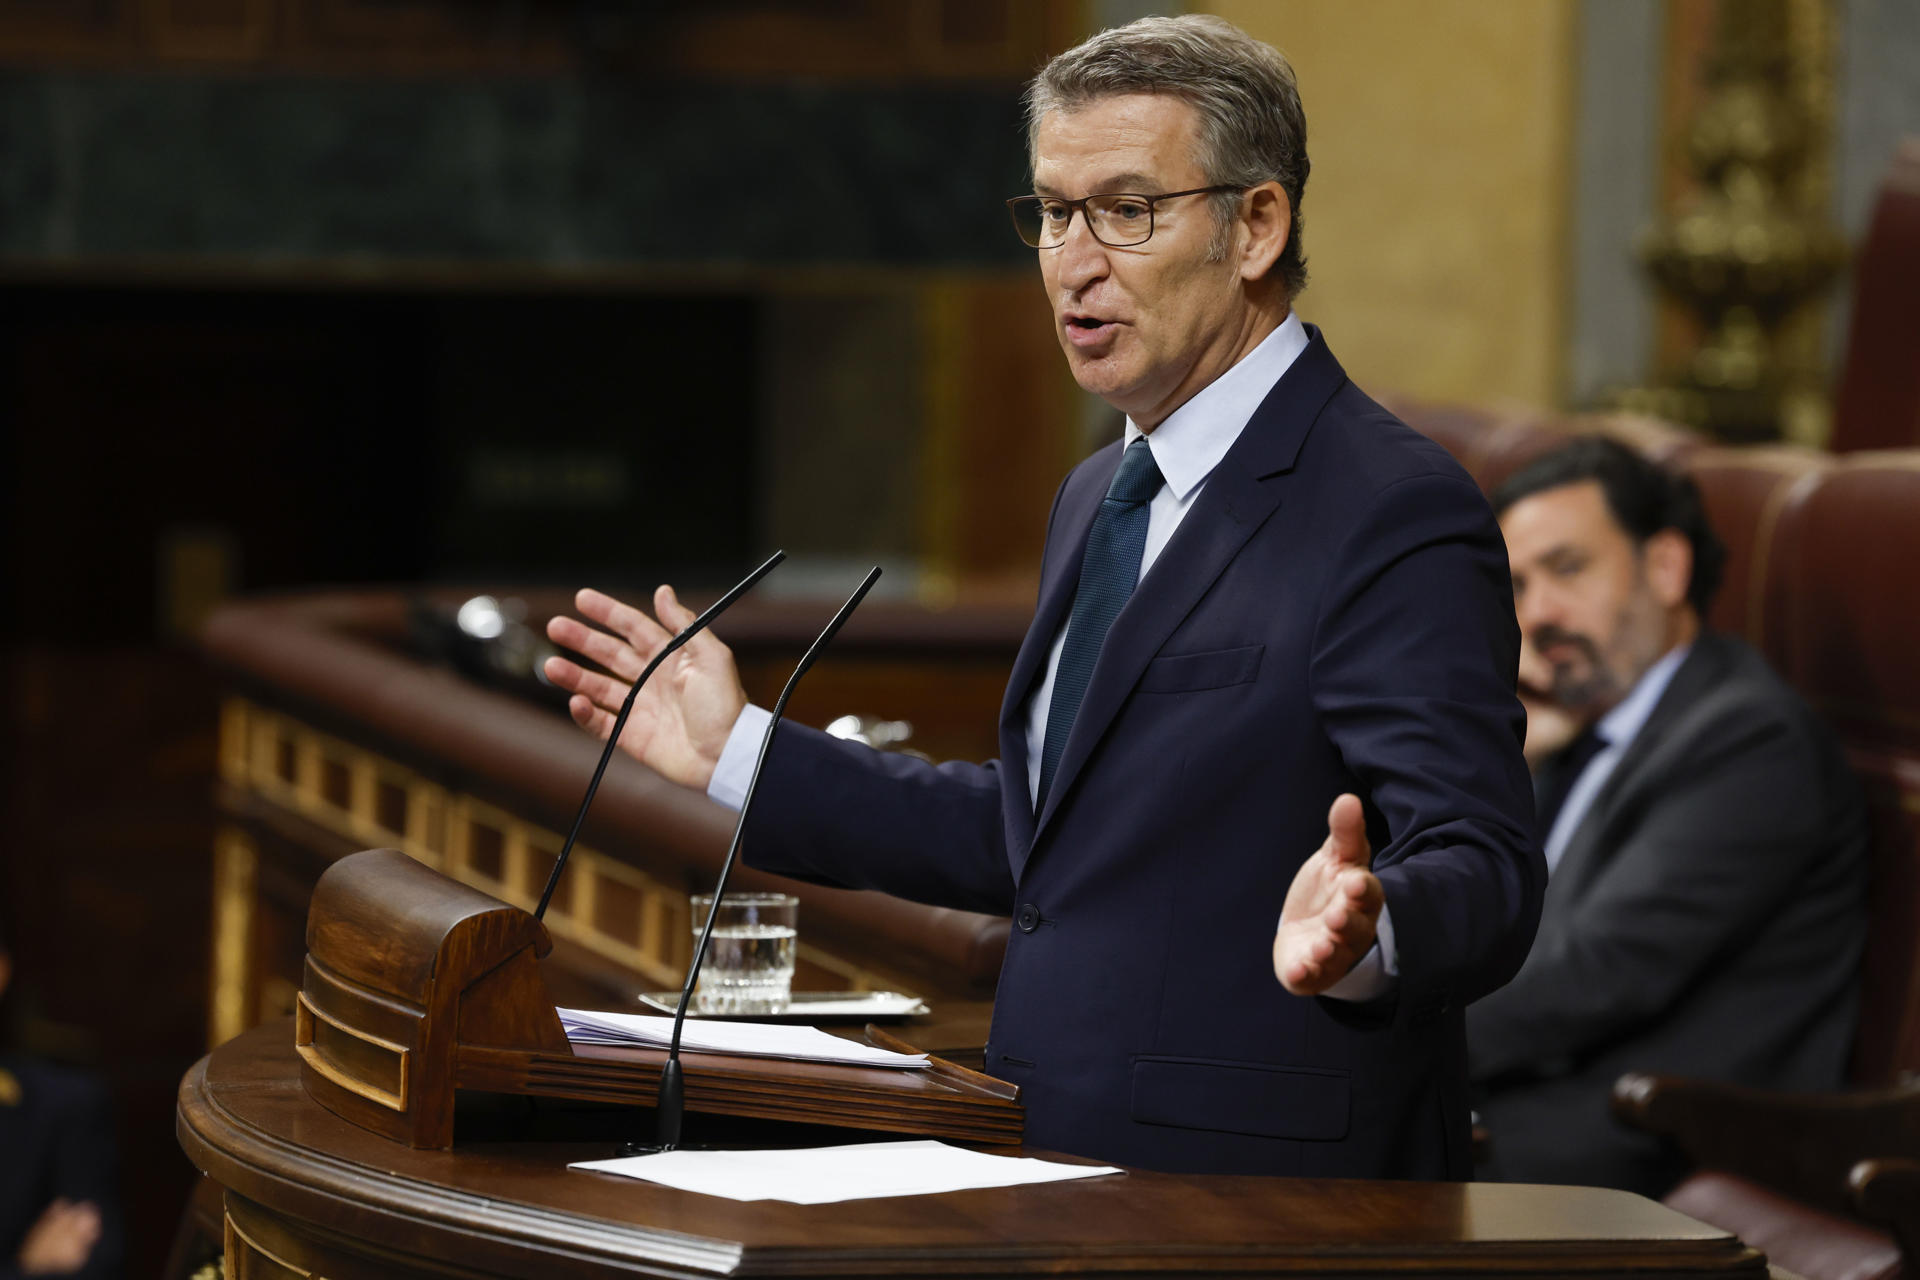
[178,1022,1769,1279]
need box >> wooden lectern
[174,846,1772,1277]
[178,1022,1770,1278]
[295,847,1022,1150]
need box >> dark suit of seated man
[546,14,1544,1178]
[0,937,124,1280]
[1469,438,1870,1197]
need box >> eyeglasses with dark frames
[1005,185,1244,249]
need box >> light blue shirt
[711,311,1397,1000]
[1543,643,1692,874]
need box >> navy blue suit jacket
[744,329,1544,1177]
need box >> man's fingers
[547,615,651,683]
[545,656,635,714]
[1274,920,1347,995]
[577,587,673,655]
[543,653,583,691]
[1338,866,1382,911]
[657,584,734,664]
[1325,793,1369,865]
[1329,870,1383,936]
[568,695,622,742]
[655,584,697,630]
[57,1202,101,1240]
[1357,870,1386,916]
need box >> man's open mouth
[1064,315,1118,346]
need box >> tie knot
[1107,438,1165,505]
[1562,724,1609,772]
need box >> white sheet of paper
[569,1139,1122,1204]
[556,1008,929,1070]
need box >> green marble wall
[0,71,1033,267]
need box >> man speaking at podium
[547,15,1542,1179]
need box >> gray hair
[1025,14,1309,299]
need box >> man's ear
[1643,528,1694,609]
[1238,181,1291,283]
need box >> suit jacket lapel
[1025,329,1348,852]
[998,462,1111,858]
[1548,634,1732,903]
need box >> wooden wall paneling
[0,0,1083,75]
[917,272,1079,597]
[747,657,1012,765]
[209,826,259,1048]
[210,696,943,1049]
[0,0,135,64]
[638,0,1058,80]
[281,0,571,74]
[137,0,275,62]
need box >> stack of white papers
[557,1008,929,1070]
[570,1139,1123,1204]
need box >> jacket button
[1016,904,1041,933]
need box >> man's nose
[1516,581,1564,636]
[1054,210,1111,291]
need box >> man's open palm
[543,585,748,791]
[1274,793,1384,995]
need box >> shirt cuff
[705,704,774,812]
[1314,901,1399,1002]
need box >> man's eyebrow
[1030,173,1166,198]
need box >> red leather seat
[1832,139,1920,453]
[1373,395,1544,487]
[1473,410,1704,492]
[1619,454,1920,1278]
[1393,399,1704,493]
[1679,445,1828,657]
[1771,456,1920,1088]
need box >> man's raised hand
[1273,793,1385,995]
[18,1198,101,1274]
[1517,633,1582,767]
[543,585,749,792]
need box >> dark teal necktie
[1037,437,1166,811]
[1538,725,1608,837]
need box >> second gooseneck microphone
[636,565,884,1155]
[534,550,787,923]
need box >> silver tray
[637,990,929,1021]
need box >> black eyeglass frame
[1005,184,1245,249]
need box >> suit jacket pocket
[1130,1055,1350,1141]
[1137,644,1265,694]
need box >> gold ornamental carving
[1617,0,1844,443]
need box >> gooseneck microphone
[533,550,786,922]
[636,565,883,1155]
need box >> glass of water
[689,892,798,1014]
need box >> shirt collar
[1595,642,1691,752]
[1122,311,1309,502]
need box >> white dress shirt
[1543,643,1691,874]
[709,311,1396,1000]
